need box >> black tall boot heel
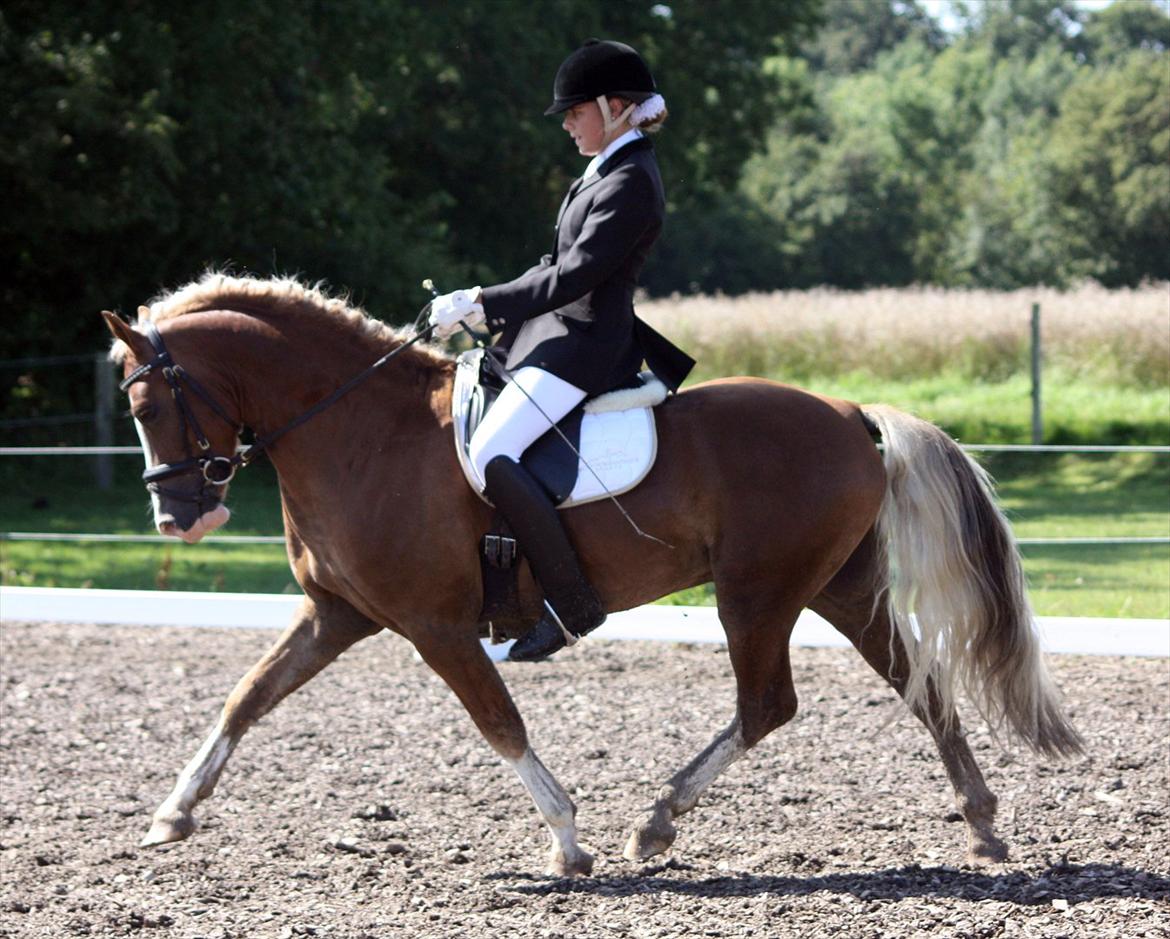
[481,455,606,662]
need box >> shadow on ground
[496,862,1170,906]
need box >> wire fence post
[1030,302,1043,445]
[94,354,114,489]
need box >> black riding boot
[482,455,606,662]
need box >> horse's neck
[226,315,432,429]
[226,313,452,519]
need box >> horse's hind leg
[623,716,747,861]
[810,533,1008,864]
[625,595,801,862]
[142,593,380,846]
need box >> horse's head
[103,309,238,543]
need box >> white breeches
[469,367,587,487]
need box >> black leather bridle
[120,323,245,506]
[119,316,436,504]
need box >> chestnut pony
[103,274,1081,877]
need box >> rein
[120,316,436,500]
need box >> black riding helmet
[544,39,657,115]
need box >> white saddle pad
[452,351,661,509]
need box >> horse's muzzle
[158,503,231,544]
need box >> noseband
[119,316,437,504]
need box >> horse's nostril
[158,520,180,537]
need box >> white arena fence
[1,587,1166,660]
[2,443,1168,550]
[1,444,1167,658]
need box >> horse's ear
[101,310,150,359]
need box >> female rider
[428,39,693,662]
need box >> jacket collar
[558,136,655,221]
[598,136,654,177]
[571,137,654,201]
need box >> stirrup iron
[543,600,579,647]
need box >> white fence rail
[3,445,1166,658]
[1,586,1166,659]
[10,445,1170,456]
[3,444,1168,548]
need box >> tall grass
[639,282,1170,389]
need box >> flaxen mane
[112,272,450,369]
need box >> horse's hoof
[546,847,594,878]
[140,810,196,847]
[623,817,677,862]
[966,836,1009,865]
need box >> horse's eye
[132,404,158,425]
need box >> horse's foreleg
[142,595,379,847]
[410,630,593,877]
[508,747,593,877]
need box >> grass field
[2,284,1167,618]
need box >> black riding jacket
[480,137,693,396]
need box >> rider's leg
[469,368,605,661]
[469,367,585,486]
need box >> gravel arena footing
[1,621,1167,939]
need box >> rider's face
[562,101,608,157]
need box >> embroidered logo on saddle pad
[452,349,665,508]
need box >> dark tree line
[0,1,817,356]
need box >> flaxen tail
[863,404,1083,758]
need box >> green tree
[740,0,1170,290]
[1081,0,1170,65]
[1047,50,1170,285]
[802,0,946,75]
[944,42,1082,286]
[1,0,822,433]
[743,38,961,287]
[950,0,1086,58]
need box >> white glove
[428,287,484,339]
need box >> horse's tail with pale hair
[862,404,1083,758]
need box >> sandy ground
[1,620,1167,938]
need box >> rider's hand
[428,287,485,339]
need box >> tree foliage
[740,0,1170,291]
[0,2,820,343]
[801,0,945,74]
